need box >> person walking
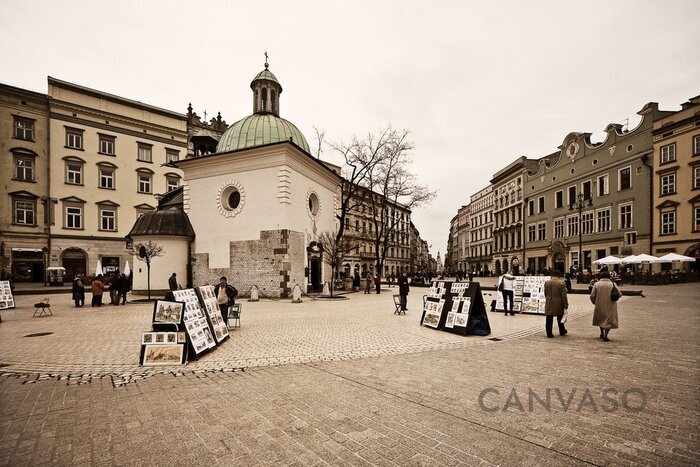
[91,275,105,307]
[116,273,129,305]
[364,274,372,294]
[544,270,568,337]
[374,273,381,294]
[398,271,409,311]
[214,276,238,325]
[498,269,516,315]
[353,272,361,292]
[168,273,178,292]
[590,271,620,341]
[72,274,85,307]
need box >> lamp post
[569,193,593,275]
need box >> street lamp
[569,193,593,275]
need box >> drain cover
[488,337,502,341]
[23,332,53,338]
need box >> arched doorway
[61,248,87,281]
[553,253,565,273]
[684,243,700,273]
[502,259,509,273]
[307,242,323,293]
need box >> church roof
[127,188,195,239]
[216,113,310,153]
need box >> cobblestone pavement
[0,284,698,465]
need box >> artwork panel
[142,344,184,366]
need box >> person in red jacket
[91,275,105,307]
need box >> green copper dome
[251,69,282,90]
[216,114,310,153]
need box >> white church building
[128,61,339,297]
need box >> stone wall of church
[192,229,306,298]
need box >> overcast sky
[2,0,698,259]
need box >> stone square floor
[0,282,698,465]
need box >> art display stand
[139,300,188,366]
[196,285,230,344]
[172,289,218,360]
[420,281,491,336]
[0,281,16,310]
[495,276,549,314]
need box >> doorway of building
[310,257,322,292]
[62,248,87,281]
[553,253,565,274]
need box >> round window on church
[308,192,319,216]
[227,190,241,210]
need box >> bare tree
[127,240,165,300]
[348,128,436,289]
[317,230,356,297]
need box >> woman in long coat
[590,271,620,341]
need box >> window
[137,143,152,162]
[66,162,83,185]
[597,208,611,232]
[660,143,676,164]
[14,156,34,181]
[528,224,536,242]
[619,203,633,229]
[99,135,115,155]
[166,176,179,192]
[528,200,535,216]
[568,186,577,206]
[537,222,546,241]
[554,218,564,238]
[597,174,609,197]
[581,211,594,235]
[65,206,82,229]
[14,199,35,225]
[567,215,579,237]
[138,174,152,193]
[13,116,34,141]
[555,190,563,209]
[582,180,592,200]
[695,135,700,156]
[661,211,676,235]
[571,252,579,268]
[619,167,631,191]
[660,173,676,195]
[166,150,179,163]
[65,128,83,149]
[538,196,545,213]
[99,167,115,189]
[694,166,700,189]
[694,206,700,232]
[100,209,116,231]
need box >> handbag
[610,285,621,302]
[498,278,504,292]
[561,308,568,324]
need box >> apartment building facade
[468,185,494,275]
[523,102,674,273]
[651,95,700,269]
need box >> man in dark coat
[544,270,568,337]
[168,273,178,291]
[398,272,409,311]
[116,273,129,305]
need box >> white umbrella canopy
[95,259,104,276]
[657,253,696,263]
[123,261,131,276]
[594,255,623,265]
[634,254,662,263]
[621,255,639,264]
